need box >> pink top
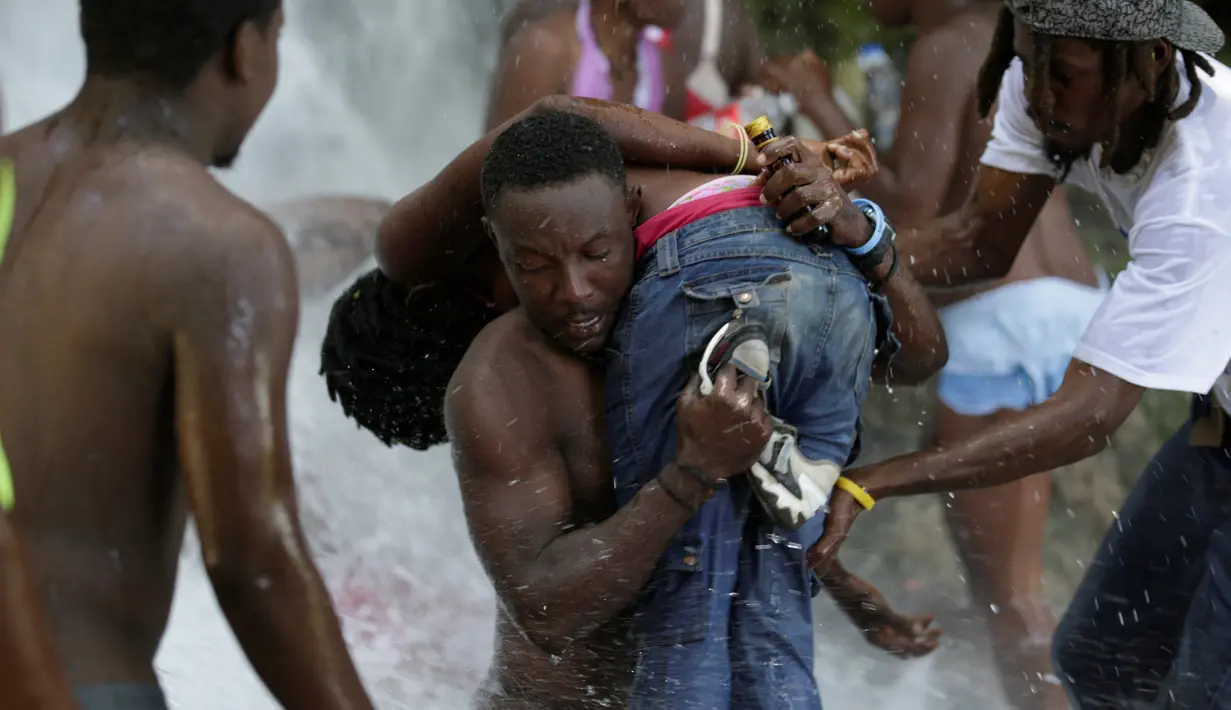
[569,0,666,113]
[634,181,764,262]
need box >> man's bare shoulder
[914,13,996,83]
[500,0,576,44]
[134,154,287,263]
[448,310,545,406]
[114,151,297,322]
[501,5,575,61]
[445,310,560,449]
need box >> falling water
[0,0,1009,707]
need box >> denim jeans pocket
[631,533,713,650]
[680,265,792,363]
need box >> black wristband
[852,233,892,274]
[677,463,727,490]
[658,474,698,514]
[849,201,897,275]
[869,244,900,292]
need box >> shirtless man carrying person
[0,1,375,708]
[330,98,945,706]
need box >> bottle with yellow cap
[744,116,783,163]
[743,116,829,239]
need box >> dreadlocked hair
[976,6,1215,171]
[320,268,500,450]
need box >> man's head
[320,269,501,451]
[480,110,638,355]
[622,0,689,30]
[79,0,285,168]
[976,0,1222,174]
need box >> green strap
[0,159,14,512]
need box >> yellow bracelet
[0,160,15,513]
[835,476,875,511]
[725,121,750,175]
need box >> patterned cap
[1007,0,1224,54]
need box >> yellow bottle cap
[744,115,773,142]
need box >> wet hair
[480,109,626,213]
[976,6,1214,173]
[320,269,500,450]
[79,0,282,90]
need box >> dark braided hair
[976,6,1214,173]
[320,268,500,450]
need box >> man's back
[0,119,268,684]
[0,2,383,707]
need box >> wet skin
[450,168,765,709]
[488,0,766,129]
[809,15,1177,601]
[783,2,1094,706]
[0,7,377,708]
[378,97,946,707]
[0,513,78,710]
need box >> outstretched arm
[821,559,942,659]
[376,96,754,285]
[810,211,1231,571]
[860,360,1142,498]
[0,515,78,710]
[809,361,1140,572]
[163,208,374,710]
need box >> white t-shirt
[981,57,1231,409]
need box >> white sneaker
[698,321,840,530]
[748,419,841,530]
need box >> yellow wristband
[835,476,875,511]
[0,160,14,513]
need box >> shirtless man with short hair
[0,1,375,708]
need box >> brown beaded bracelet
[658,474,698,514]
[870,244,900,292]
